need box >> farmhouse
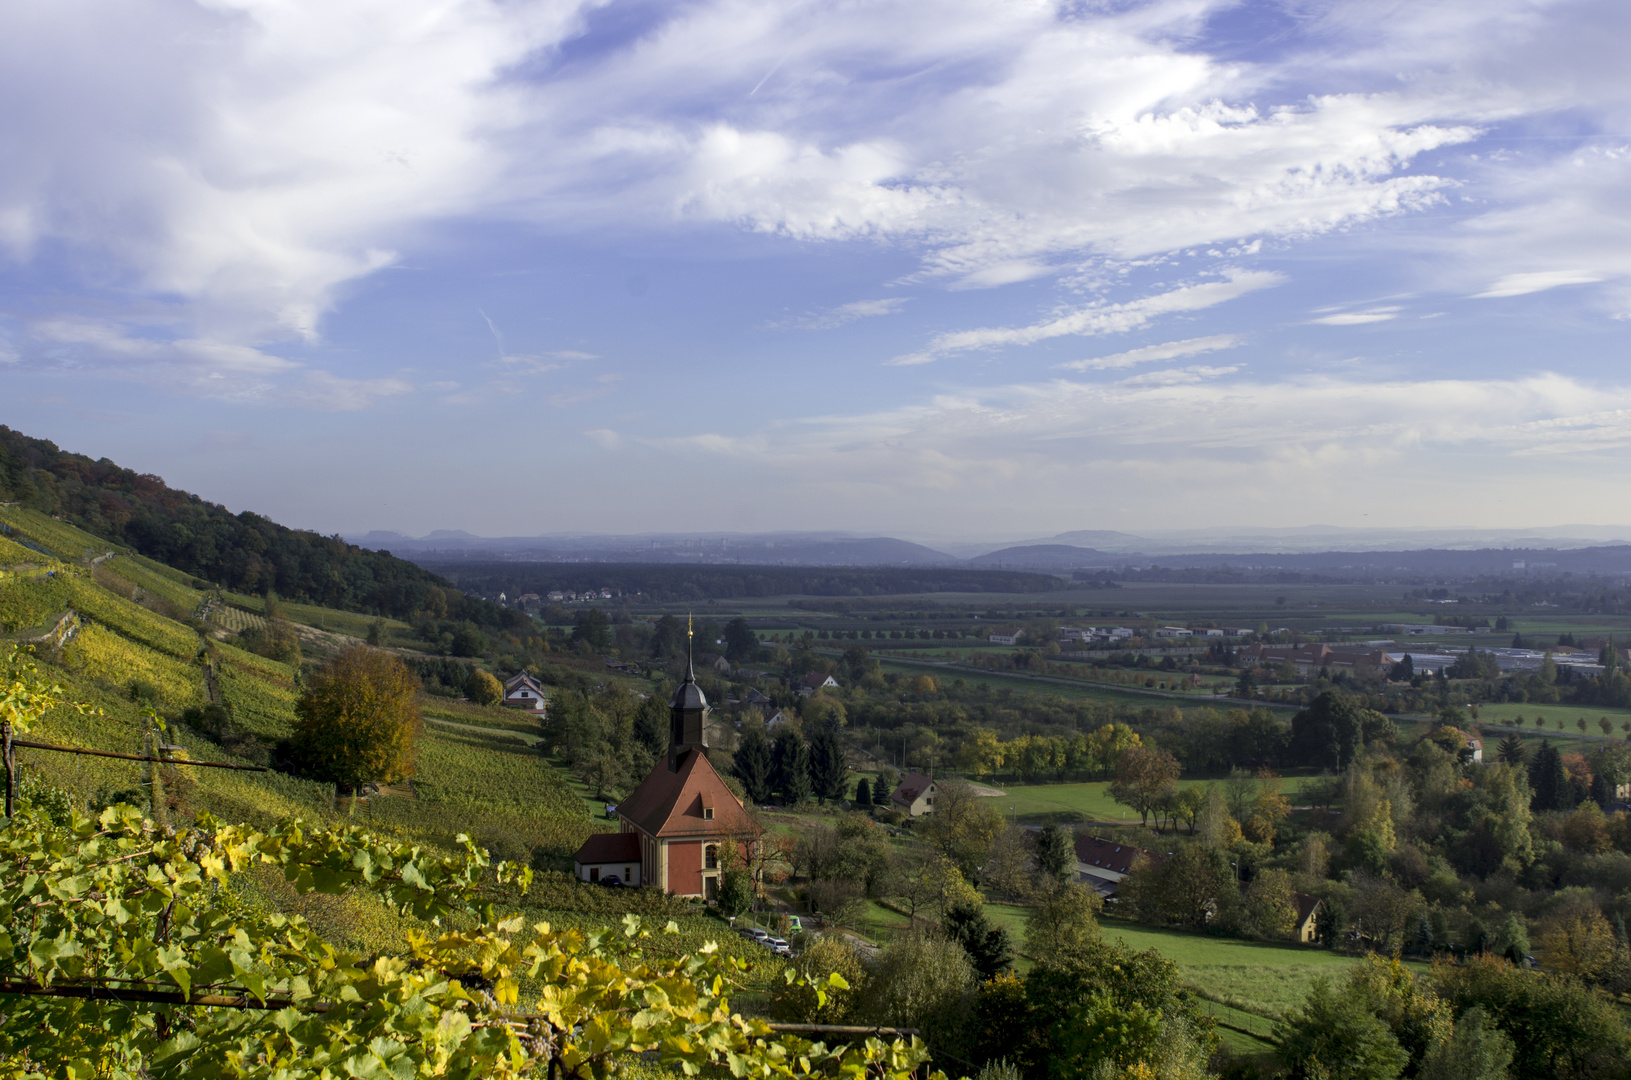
[572,655,762,899]
[799,672,839,697]
[987,628,1024,645]
[1073,834,1165,897]
[502,671,547,713]
[891,771,937,816]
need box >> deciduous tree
[1109,746,1181,827]
[292,646,422,806]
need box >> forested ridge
[0,426,494,621]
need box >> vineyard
[216,659,299,739]
[207,602,267,633]
[60,622,207,708]
[0,531,43,565]
[116,553,206,609]
[0,505,114,561]
[0,531,713,1051]
[0,570,75,632]
[64,574,200,658]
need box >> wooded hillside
[0,426,502,621]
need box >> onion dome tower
[668,614,708,770]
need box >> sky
[3,0,1631,541]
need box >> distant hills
[352,525,1631,581]
[352,530,960,567]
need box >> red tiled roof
[573,832,641,864]
[1072,834,1164,875]
[617,749,763,840]
[801,672,836,689]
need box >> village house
[1073,834,1165,897]
[890,771,937,816]
[987,627,1024,645]
[1292,893,1323,943]
[798,671,839,697]
[502,671,547,714]
[1154,626,1193,639]
[571,656,763,899]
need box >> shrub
[468,669,504,706]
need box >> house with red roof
[572,653,763,900]
[1073,834,1165,896]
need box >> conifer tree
[732,724,775,804]
[774,729,812,806]
[855,777,872,809]
[941,900,1013,981]
[807,718,848,803]
[1035,823,1076,885]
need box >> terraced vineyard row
[0,506,114,562]
[61,622,207,707]
[63,575,200,658]
[115,554,206,610]
[207,602,267,634]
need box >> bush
[771,935,869,1024]
[468,669,504,706]
[864,932,977,1062]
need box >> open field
[1474,700,1631,734]
[982,776,1321,824]
[875,658,1243,710]
[1099,920,1426,1017]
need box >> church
[571,645,762,900]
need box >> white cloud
[1309,307,1401,325]
[280,370,413,411]
[649,370,1631,526]
[1058,334,1242,372]
[1473,271,1605,299]
[900,271,1280,362]
[584,428,622,449]
[773,297,908,330]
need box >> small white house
[799,672,839,697]
[503,672,547,713]
[573,832,642,885]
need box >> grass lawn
[1474,701,1631,739]
[1097,920,1427,1021]
[988,776,1321,824]
[855,900,913,941]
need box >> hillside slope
[0,509,605,949]
[0,425,514,623]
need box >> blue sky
[3,0,1630,540]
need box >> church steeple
[668,613,708,770]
